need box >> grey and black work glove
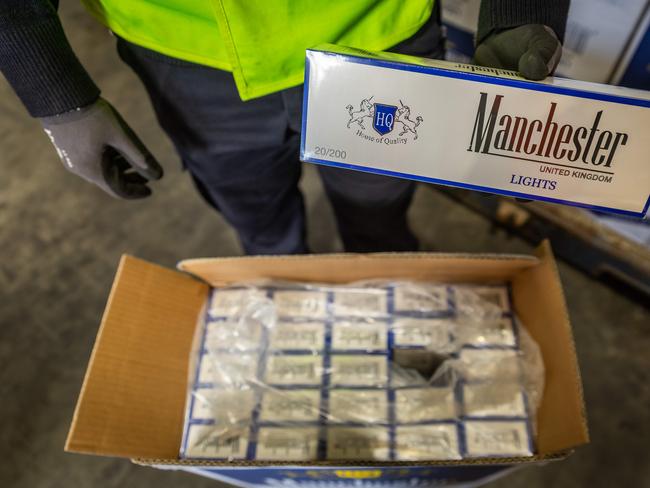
[474,24,562,80]
[40,98,163,199]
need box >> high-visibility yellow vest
[82,0,434,100]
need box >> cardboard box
[65,242,588,486]
[440,0,650,86]
[301,45,650,218]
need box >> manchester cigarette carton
[301,45,650,218]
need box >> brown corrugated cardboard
[65,241,588,467]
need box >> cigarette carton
[395,424,462,461]
[457,317,516,348]
[259,390,322,422]
[268,322,325,351]
[255,428,320,461]
[191,388,256,422]
[393,317,455,351]
[458,348,520,382]
[463,420,533,457]
[463,383,527,418]
[393,284,450,313]
[327,427,390,460]
[328,389,389,423]
[265,355,324,386]
[184,424,250,459]
[329,355,388,387]
[454,285,511,314]
[204,320,262,351]
[332,289,388,317]
[301,45,650,218]
[395,387,457,423]
[209,289,268,317]
[273,290,328,318]
[197,352,258,386]
[331,320,388,351]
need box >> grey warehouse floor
[1,3,649,488]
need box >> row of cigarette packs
[181,283,534,461]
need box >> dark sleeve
[0,0,100,117]
[476,0,571,45]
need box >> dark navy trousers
[117,11,443,255]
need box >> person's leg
[315,7,445,252]
[116,39,307,255]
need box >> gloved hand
[40,98,163,199]
[474,24,562,80]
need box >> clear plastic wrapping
[180,281,544,462]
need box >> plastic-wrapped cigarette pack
[180,281,544,462]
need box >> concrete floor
[1,2,649,487]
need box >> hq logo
[346,96,423,143]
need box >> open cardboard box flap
[65,241,588,465]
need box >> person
[0,0,569,254]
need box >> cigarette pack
[393,284,450,313]
[268,322,325,351]
[332,289,388,317]
[393,317,455,351]
[327,427,390,460]
[395,424,462,461]
[331,320,388,351]
[265,355,324,386]
[463,383,527,418]
[184,424,250,459]
[301,45,650,218]
[191,388,256,422]
[255,427,320,461]
[329,355,388,387]
[394,387,457,423]
[259,389,321,422]
[463,420,533,457]
[273,290,328,318]
[209,288,268,317]
[328,389,389,423]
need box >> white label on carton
[303,48,650,217]
[463,383,527,418]
[395,424,462,460]
[327,427,390,460]
[332,289,388,317]
[268,322,326,351]
[265,355,324,385]
[330,355,388,387]
[395,387,457,422]
[273,291,328,318]
[328,389,389,423]
[198,353,258,386]
[210,289,268,317]
[331,321,388,351]
[255,427,320,461]
[459,349,520,382]
[393,284,449,313]
[464,420,532,457]
[260,389,322,422]
[185,424,249,459]
[191,388,256,422]
[393,318,455,351]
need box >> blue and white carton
[300,45,650,218]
